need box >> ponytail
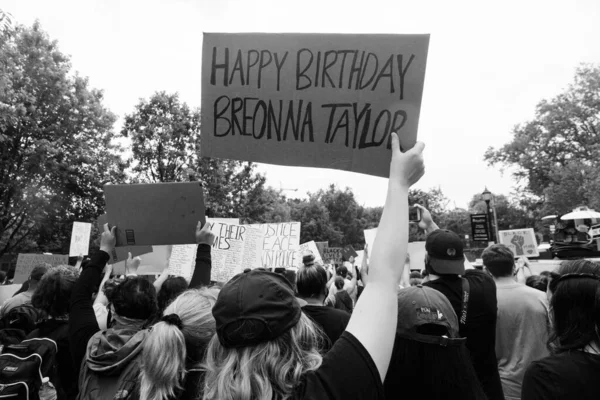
[140,321,186,400]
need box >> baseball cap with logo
[425,229,465,275]
[396,284,466,346]
[212,269,302,348]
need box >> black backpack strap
[460,278,470,328]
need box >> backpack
[77,359,140,400]
[0,337,58,400]
[0,304,46,336]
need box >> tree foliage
[0,22,126,256]
[485,64,600,197]
[123,91,267,220]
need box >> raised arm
[69,223,114,377]
[93,264,113,307]
[189,222,215,289]
[345,133,425,381]
[414,204,439,234]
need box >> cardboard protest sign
[210,218,241,225]
[249,222,301,269]
[104,182,206,247]
[201,33,430,177]
[322,247,343,265]
[167,244,198,280]
[297,241,323,267]
[69,222,92,256]
[207,219,264,282]
[499,228,540,258]
[342,245,358,261]
[97,215,153,263]
[14,254,69,284]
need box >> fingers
[110,226,116,236]
[414,204,427,211]
[390,132,401,158]
[410,141,425,155]
[128,252,132,260]
[103,223,110,233]
[197,221,203,230]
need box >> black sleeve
[299,332,385,400]
[68,250,109,378]
[522,361,557,400]
[188,244,211,289]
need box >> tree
[122,92,267,220]
[0,22,127,256]
[485,64,600,196]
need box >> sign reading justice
[201,33,430,177]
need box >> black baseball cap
[397,285,466,347]
[212,269,302,348]
[425,229,465,275]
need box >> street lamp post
[482,187,496,243]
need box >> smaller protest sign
[322,247,343,265]
[499,228,540,258]
[14,254,69,284]
[208,219,265,282]
[168,244,198,280]
[470,214,490,242]
[112,245,172,275]
[342,245,358,261]
[297,241,323,267]
[407,242,427,271]
[69,222,92,256]
[364,228,378,259]
[248,222,301,268]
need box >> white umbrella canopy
[560,210,600,220]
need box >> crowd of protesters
[1,133,599,400]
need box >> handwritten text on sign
[249,222,301,268]
[207,220,264,282]
[14,254,68,284]
[69,222,92,256]
[201,33,430,177]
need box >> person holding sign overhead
[202,133,425,399]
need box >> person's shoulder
[464,269,496,288]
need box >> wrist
[100,246,113,255]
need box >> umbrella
[560,210,600,220]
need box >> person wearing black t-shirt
[522,260,600,400]
[416,205,505,400]
[296,254,351,351]
[202,134,425,400]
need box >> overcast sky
[5,0,600,208]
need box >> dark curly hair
[31,265,79,318]
[105,276,158,321]
[157,276,188,314]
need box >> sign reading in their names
[323,247,343,265]
[207,220,264,282]
[14,254,69,284]
[201,33,430,177]
[249,222,301,268]
[470,214,490,242]
[499,228,540,258]
[69,222,92,257]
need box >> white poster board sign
[297,241,323,266]
[208,219,264,282]
[364,228,378,260]
[167,244,198,280]
[499,228,540,258]
[249,222,301,269]
[69,222,92,256]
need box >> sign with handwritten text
[14,254,68,284]
[69,222,92,256]
[201,33,430,177]
[249,222,301,268]
[207,219,264,282]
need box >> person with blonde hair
[202,133,425,400]
[134,221,218,400]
